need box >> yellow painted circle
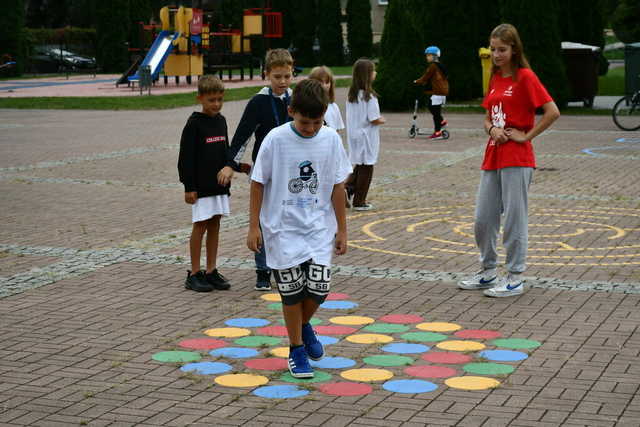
[345,334,394,344]
[445,376,500,390]
[341,368,394,382]
[270,347,289,358]
[215,373,269,388]
[204,327,251,338]
[436,340,486,351]
[330,316,375,325]
[260,293,281,302]
[416,322,462,332]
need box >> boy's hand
[334,230,347,255]
[239,163,252,175]
[185,191,197,204]
[217,166,234,186]
[247,227,262,252]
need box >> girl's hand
[247,227,262,252]
[217,166,234,186]
[505,128,528,142]
[185,191,197,204]
[334,230,347,255]
[490,127,509,144]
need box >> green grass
[599,66,625,96]
[299,66,353,76]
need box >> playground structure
[120,3,283,89]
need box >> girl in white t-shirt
[309,66,345,132]
[345,59,385,211]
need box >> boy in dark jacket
[414,46,449,140]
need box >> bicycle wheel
[612,95,640,131]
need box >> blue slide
[129,31,179,82]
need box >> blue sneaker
[288,345,314,378]
[302,323,323,360]
[483,273,525,297]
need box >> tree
[317,0,343,65]
[96,0,130,72]
[346,0,372,62]
[611,0,640,43]
[290,1,316,66]
[0,0,26,76]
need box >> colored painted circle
[445,376,500,390]
[178,338,227,350]
[278,317,321,326]
[310,357,356,369]
[463,363,514,375]
[421,352,473,364]
[180,361,232,375]
[215,373,269,388]
[256,326,289,336]
[454,329,502,340]
[210,347,259,359]
[341,368,394,382]
[260,293,281,302]
[270,347,289,358]
[204,327,251,338]
[329,315,375,326]
[346,334,394,344]
[379,314,424,324]
[320,301,358,309]
[480,349,528,362]
[317,335,339,345]
[363,323,411,333]
[381,343,430,354]
[436,340,486,352]
[404,365,457,378]
[416,322,462,332]
[234,336,281,347]
[326,293,350,300]
[492,338,541,349]
[319,382,373,396]
[267,302,283,310]
[225,318,271,328]
[152,351,201,363]
[315,325,357,335]
[244,358,289,371]
[400,332,447,342]
[253,385,309,399]
[280,371,332,383]
[383,379,437,394]
[363,355,414,367]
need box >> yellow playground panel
[160,6,203,78]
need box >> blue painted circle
[253,385,310,399]
[225,318,270,328]
[381,343,430,354]
[209,347,259,359]
[479,349,528,362]
[383,379,437,394]
[317,335,339,345]
[310,356,356,369]
[320,301,358,309]
[180,361,232,375]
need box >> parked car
[28,46,96,73]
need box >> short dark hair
[290,79,328,119]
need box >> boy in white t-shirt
[248,79,351,378]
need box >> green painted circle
[463,362,514,375]
[491,338,541,349]
[400,332,448,342]
[152,351,201,363]
[278,317,321,326]
[363,354,414,367]
[280,371,332,383]
[267,302,283,310]
[234,336,282,347]
[362,323,411,333]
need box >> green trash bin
[625,42,640,96]
[561,42,600,108]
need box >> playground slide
[128,30,179,82]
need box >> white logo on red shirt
[504,85,513,97]
[206,136,226,144]
[491,102,506,128]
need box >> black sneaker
[185,270,214,292]
[206,269,231,290]
[254,269,272,291]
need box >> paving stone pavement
[1,88,639,426]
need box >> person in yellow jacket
[414,46,449,140]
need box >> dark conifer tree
[0,0,25,76]
[611,0,640,43]
[317,0,344,65]
[96,0,130,72]
[346,0,372,62]
[290,1,317,66]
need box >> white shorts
[191,195,230,223]
[431,95,446,106]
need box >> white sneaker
[483,273,525,297]
[353,203,373,211]
[458,268,498,290]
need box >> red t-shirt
[480,68,552,170]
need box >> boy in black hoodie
[178,75,249,292]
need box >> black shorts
[272,260,331,306]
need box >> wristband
[488,125,495,135]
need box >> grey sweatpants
[474,167,533,274]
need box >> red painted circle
[315,325,357,335]
[378,314,424,324]
[326,293,350,300]
[178,338,227,350]
[256,326,289,336]
[421,352,473,364]
[405,365,458,378]
[454,329,502,339]
[244,358,289,371]
[318,382,373,396]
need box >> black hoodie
[177,112,230,198]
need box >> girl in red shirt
[459,23,560,297]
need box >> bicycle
[612,88,640,131]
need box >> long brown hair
[490,23,530,81]
[309,66,336,102]
[348,58,377,103]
